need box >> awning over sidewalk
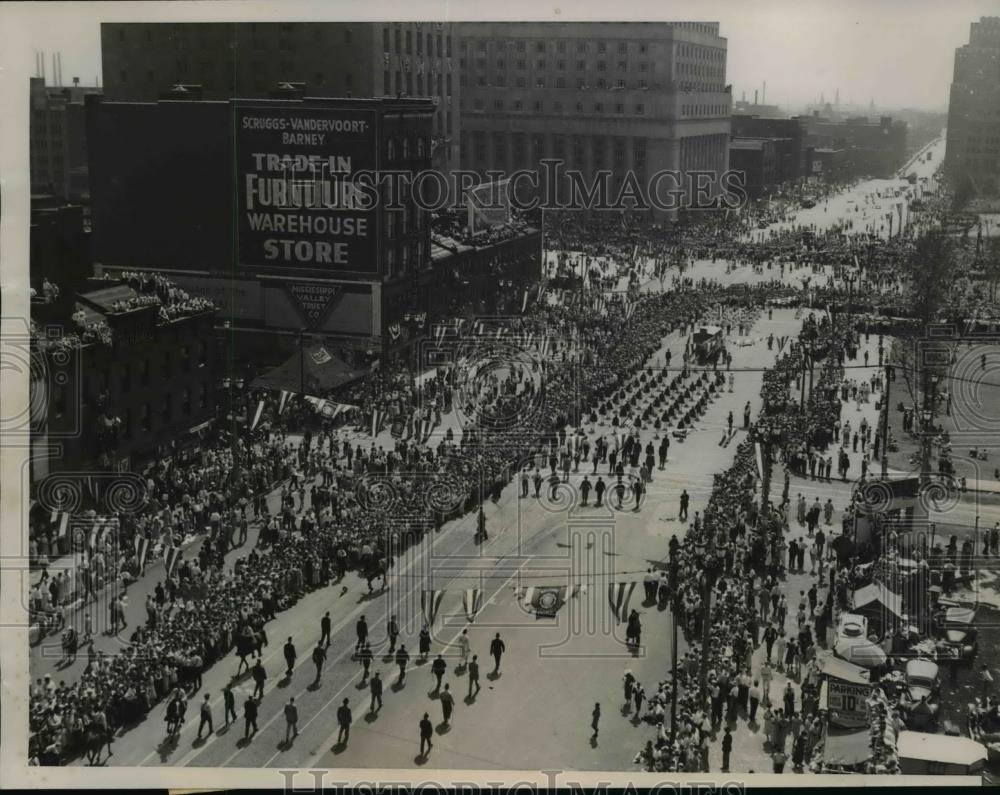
[823,728,872,766]
[815,650,871,684]
[251,345,366,394]
[852,582,905,621]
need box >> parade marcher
[284,697,299,743]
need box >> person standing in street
[457,629,471,668]
[312,642,327,685]
[222,683,237,727]
[749,680,762,723]
[721,728,733,772]
[243,696,259,739]
[283,636,297,678]
[679,490,689,521]
[468,654,481,697]
[320,611,332,647]
[431,654,447,693]
[251,659,267,699]
[369,672,383,713]
[439,683,455,725]
[387,615,400,653]
[358,642,373,682]
[395,644,410,684]
[355,615,368,655]
[419,713,434,756]
[489,633,506,674]
[336,698,352,746]
[196,693,213,740]
[284,697,299,744]
[591,703,601,740]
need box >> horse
[83,725,107,766]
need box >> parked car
[834,613,887,669]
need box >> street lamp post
[668,552,680,748]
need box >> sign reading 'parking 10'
[827,680,870,729]
[234,103,379,277]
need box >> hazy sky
[3,0,997,111]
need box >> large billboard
[234,103,379,278]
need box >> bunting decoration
[134,535,151,575]
[608,581,637,623]
[165,545,182,578]
[421,589,445,627]
[371,409,385,437]
[462,588,483,622]
[278,390,291,415]
[251,399,266,431]
[523,584,581,617]
[522,290,530,314]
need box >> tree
[905,231,955,327]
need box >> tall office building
[30,75,102,200]
[100,22,460,171]
[946,16,1000,188]
[456,22,732,218]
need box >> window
[553,101,563,112]
[557,60,565,70]
[140,403,151,432]
[594,102,603,112]
[473,98,484,110]
[446,35,452,56]
[119,69,128,83]
[639,62,649,72]
[516,76,526,88]
[446,74,451,93]
[497,58,505,69]
[405,30,412,54]
[634,138,646,167]
[577,42,587,53]
[536,42,545,53]
[387,138,396,160]
[618,43,627,55]
[557,41,566,53]
[615,103,624,114]
[639,43,648,54]
[575,101,583,112]
[577,78,585,89]
[416,31,422,54]
[597,78,606,89]
[181,345,191,372]
[576,60,585,71]
[533,101,542,112]
[345,28,353,44]
[514,100,523,111]
[537,59,545,69]
[384,70,390,92]
[556,77,566,88]
[617,61,627,72]
[517,40,526,52]
[476,75,486,87]
[437,34,442,57]
[597,61,606,71]
[118,28,125,42]
[495,74,506,87]
[516,59,526,70]
[182,388,191,415]
[161,353,171,379]
[597,42,607,53]
[384,27,390,51]
[616,79,625,89]
[494,99,504,110]
[635,103,644,114]
[478,39,487,52]
[395,28,401,53]
[477,58,486,70]
[535,77,545,88]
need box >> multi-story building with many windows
[99,22,460,171]
[946,16,1000,192]
[456,22,732,219]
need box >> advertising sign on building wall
[234,103,379,278]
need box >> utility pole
[880,362,891,478]
[668,553,679,748]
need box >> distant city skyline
[5,0,998,111]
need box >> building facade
[99,22,460,172]
[29,76,102,200]
[30,276,218,481]
[946,16,1000,191]
[87,94,436,367]
[727,137,779,197]
[803,115,907,179]
[730,115,808,183]
[455,22,732,219]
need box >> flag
[462,589,483,622]
[537,282,546,302]
[165,545,182,578]
[524,584,575,616]
[135,536,150,574]
[371,409,384,437]
[251,399,266,431]
[278,390,291,415]
[608,581,637,623]
[86,475,98,505]
[421,589,445,626]
[522,290,530,313]
[435,324,446,344]
[56,511,69,540]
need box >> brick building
[727,137,779,197]
[99,22,460,172]
[730,115,808,183]
[455,22,732,219]
[29,76,102,200]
